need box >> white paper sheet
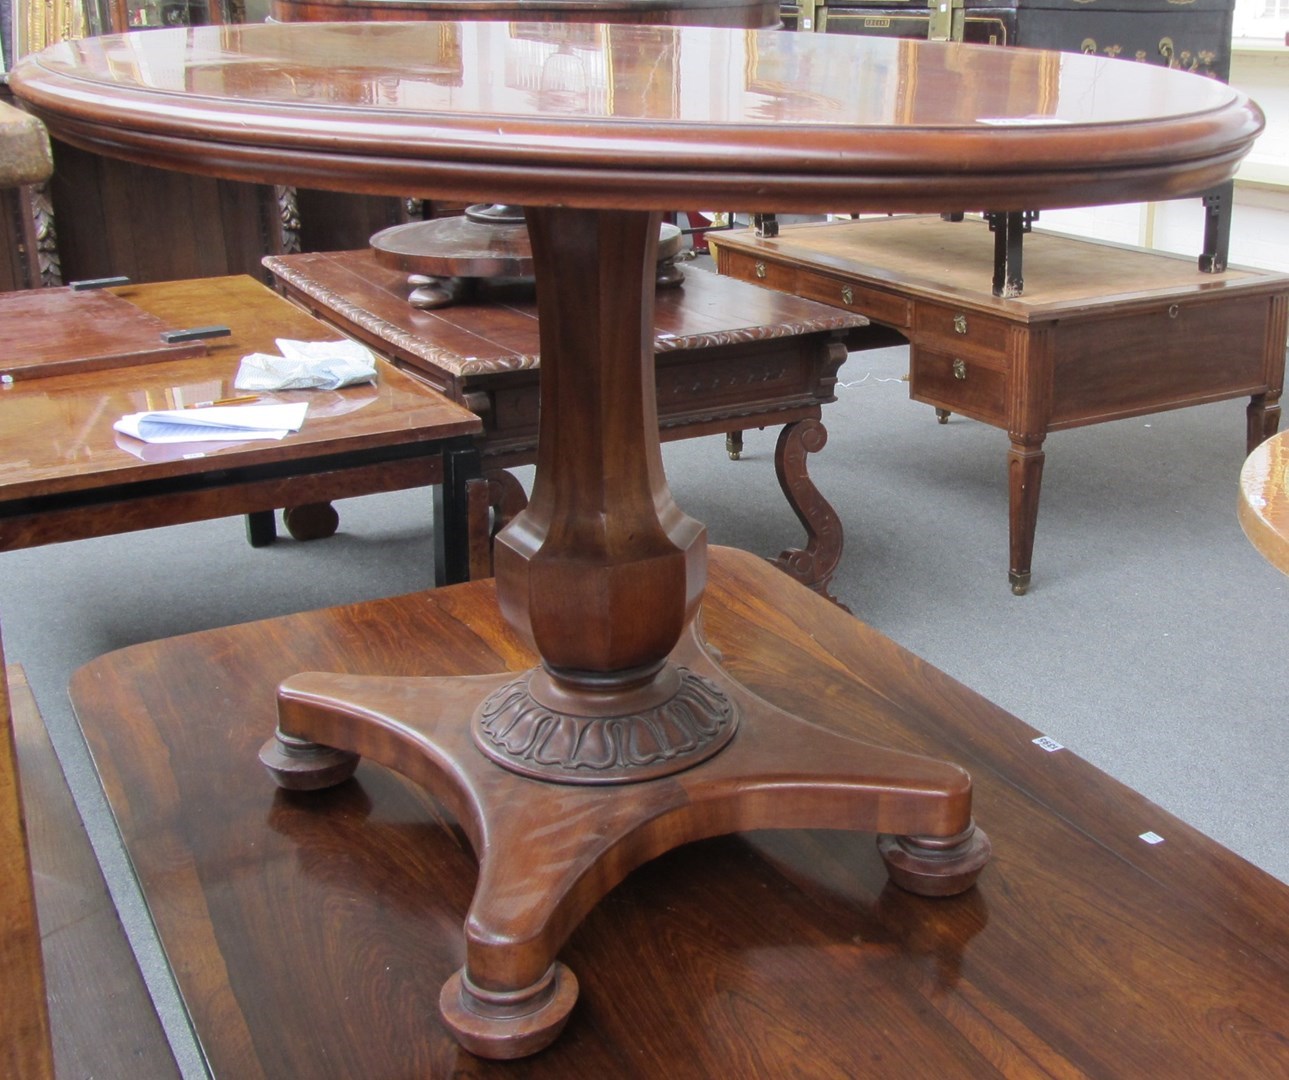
[114,402,309,444]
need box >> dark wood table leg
[1007,434,1046,596]
[1248,390,1283,453]
[260,205,989,1059]
[245,509,277,547]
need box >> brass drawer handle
[953,313,968,334]
[755,261,767,280]
[953,359,967,380]
[841,285,854,305]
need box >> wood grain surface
[69,547,1289,1078]
[10,25,1262,215]
[9,664,180,1080]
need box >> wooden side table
[712,216,1289,592]
[0,276,481,582]
[265,249,868,595]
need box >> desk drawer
[914,303,1011,359]
[716,246,911,328]
[794,267,911,327]
[909,346,1007,425]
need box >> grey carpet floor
[1,342,1285,1077]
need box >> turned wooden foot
[877,822,992,897]
[258,730,359,791]
[283,502,339,541]
[439,962,579,1060]
[407,274,468,309]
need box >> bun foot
[258,730,359,791]
[877,822,991,897]
[283,502,339,541]
[440,962,579,1060]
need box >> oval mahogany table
[11,23,1264,1060]
[1239,429,1289,575]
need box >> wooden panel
[49,140,280,286]
[10,665,180,1080]
[1049,294,1272,427]
[0,186,41,292]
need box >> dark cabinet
[805,0,1233,81]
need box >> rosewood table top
[68,548,1289,1078]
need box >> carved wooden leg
[1248,390,1282,454]
[772,417,845,605]
[464,468,530,579]
[1007,434,1046,595]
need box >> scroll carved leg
[1007,434,1046,595]
[773,417,845,606]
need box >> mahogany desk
[12,22,1263,1059]
[712,216,1289,594]
[265,249,867,594]
[67,548,1289,1078]
[0,276,481,582]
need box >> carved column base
[473,663,739,784]
[261,618,986,1059]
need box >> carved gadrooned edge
[653,314,867,355]
[473,667,738,784]
[261,258,865,379]
[263,255,540,377]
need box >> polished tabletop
[1239,430,1289,576]
[9,23,1263,214]
[0,277,479,504]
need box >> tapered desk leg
[261,205,989,1059]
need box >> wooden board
[9,665,180,1080]
[0,287,204,382]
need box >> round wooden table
[12,23,1263,1060]
[1240,429,1289,575]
